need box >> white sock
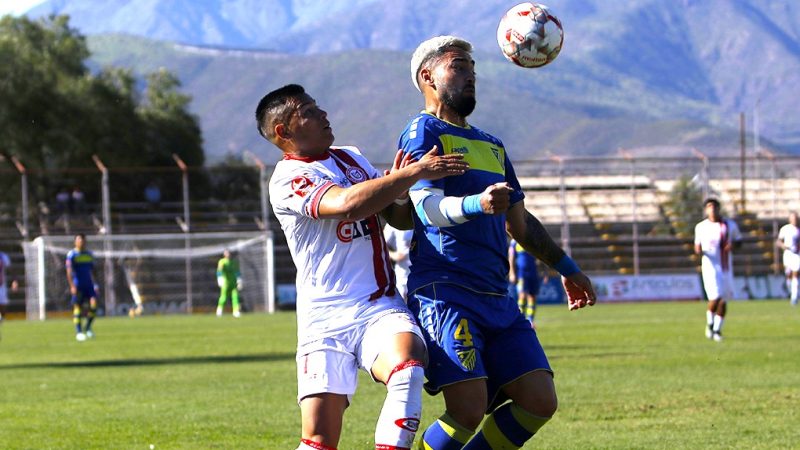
[375,362,424,449]
[713,314,724,333]
[791,277,798,304]
[706,310,714,327]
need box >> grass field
[1,300,799,449]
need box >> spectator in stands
[776,212,799,306]
[400,36,596,449]
[256,83,467,449]
[0,251,19,337]
[71,186,86,216]
[66,234,99,342]
[509,239,544,328]
[383,224,413,300]
[144,181,162,211]
[694,198,742,342]
[55,187,70,217]
[216,249,242,318]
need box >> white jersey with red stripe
[778,223,800,254]
[694,218,741,271]
[269,146,398,346]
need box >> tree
[0,15,205,207]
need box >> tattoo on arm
[519,212,566,267]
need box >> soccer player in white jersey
[776,212,800,306]
[694,198,742,342]
[256,84,468,450]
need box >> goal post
[22,231,276,320]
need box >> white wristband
[393,196,410,205]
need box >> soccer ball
[496,2,563,68]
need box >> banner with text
[592,274,703,302]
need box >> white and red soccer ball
[496,2,563,68]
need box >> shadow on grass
[0,352,295,370]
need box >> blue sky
[0,0,45,16]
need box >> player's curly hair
[255,84,306,143]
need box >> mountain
[27,0,800,163]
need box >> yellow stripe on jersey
[74,254,93,263]
[439,134,505,175]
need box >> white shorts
[295,303,422,404]
[783,251,800,273]
[0,286,8,305]
[701,262,734,300]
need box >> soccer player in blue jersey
[400,36,597,450]
[66,234,98,341]
[509,239,542,327]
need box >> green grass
[1,301,799,449]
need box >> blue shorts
[407,282,551,412]
[516,273,541,296]
[70,283,97,305]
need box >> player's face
[286,93,334,155]
[75,235,85,250]
[790,213,798,226]
[705,202,720,221]
[433,48,476,117]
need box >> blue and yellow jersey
[66,249,95,287]
[512,240,539,278]
[399,112,525,294]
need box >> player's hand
[480,182,513,215]
[217,277,225,288]
[236,278,243,290]
[385,149,417,201]
[415,146,469,180]
[562,272,597,311]
[10,280,18,291]
[70,285,77,295]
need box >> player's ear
[419,67,435,91]
[274,122,291,140]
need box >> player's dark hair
[75,233,86,240]
[703,198,720,207]
[255,84,305,143]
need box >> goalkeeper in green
[216,249,242,318]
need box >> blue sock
[417,412,473,450]
[464,403,550,449]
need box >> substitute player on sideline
[776,212,800,306]
[400,36,596,450]
[694,198,742,341]
[256,84,468,450]
[66,234,99,341]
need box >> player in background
[256,84,468,450]
[776,212,799,306]
[66,234,98,342]
[509,239,543,328]
[0,251,19,339]
[384,224,414,300]
[694,198,742,342]
[400,36,596,450]
[216,249,242,318]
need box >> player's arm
[506,201,595,310]
[316,146,467,220]
[65,257,77,294]
[380,150,422,230]
[409,182,513,227]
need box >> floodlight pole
[620,149,639,276]
[10,156,29,240]
[740,112,747,214]
[691,148,710,200]
[759,148,779,274]
[92,155,116,315]
[550,155,570,254]
[173,154,193,313]
[243,150,276,313]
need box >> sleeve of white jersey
[338,145,381,180]
[269,164,336,220]
[730,220,743,242]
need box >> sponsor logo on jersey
[457,348,477,371]
[490,147,501,163]
[345,166,367,184]
[336,219,376,243]
[394,417,420,432]
[291,176,314,197]
[451,146,469,154]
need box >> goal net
[22,231,275,320]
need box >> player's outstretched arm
[506,202,596,310]
[317,146,467,221]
